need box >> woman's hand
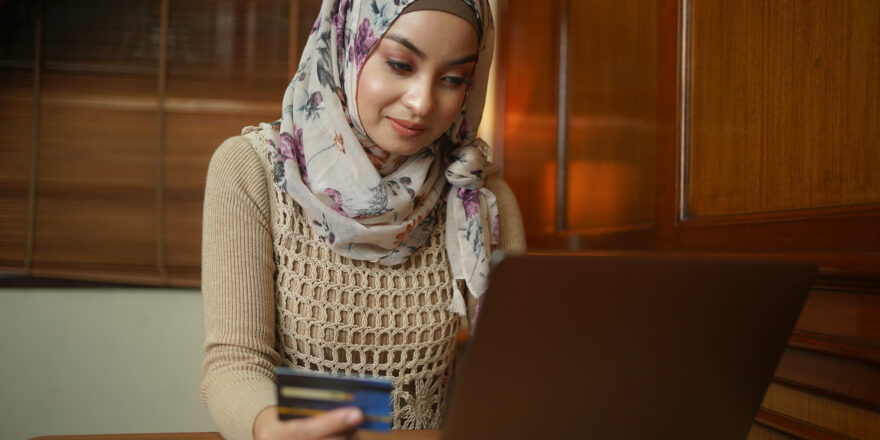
[254,405,364,440]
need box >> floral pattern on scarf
[262,0,498,315]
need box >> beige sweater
[201,129,526,440]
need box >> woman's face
[356,10,478,155]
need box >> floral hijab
[261,0,497,315]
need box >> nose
[401,76,435,117]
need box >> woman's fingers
[282,407,363,439]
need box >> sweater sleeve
[485,174,527,257]
[201,135,280,440]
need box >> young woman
[200,1,525,439]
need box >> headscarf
[260,0,497,315]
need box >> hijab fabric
[261,0,497,315]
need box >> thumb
[288,407,363,439]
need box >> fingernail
[347,408,363,424]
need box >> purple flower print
[310,15,321,34]
[352,18,378,69]
[458,187,480,221]
[324,188,347,217]
[332,0,350,63]
[279,124,308,184]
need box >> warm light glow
[476,0,498,157]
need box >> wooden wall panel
[775,346,880,410]
[497,0,560,242]
[500,0,880,437]
[760,383,880,440]
[566,0,656,231]
[686,0,880,218]
[747,423,797,440]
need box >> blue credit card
[275,367,394,431]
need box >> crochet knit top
[200,128,526,440]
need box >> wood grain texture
[747,423,798,440]
[775,346,880,411]
[685,0,880,218]
[760,383,880,440]
[500,0,880,438]
[791,283,880,361]
[754,408,859,440]
[497,0,560,243]
[565,0,657,231]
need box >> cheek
[436,89,468,126]
[356,65,391,120]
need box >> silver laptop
[442,255,815,440]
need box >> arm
[485,175,527,257]
[201,136,280,440]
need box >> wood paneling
[748,422,798,440]
[753,409,858,440]
[760,383,880,440]
[497,0,559,242]
[686,0,880,218]
[566,0,656,231]
[500,0,880,437]
[775,346,880,411]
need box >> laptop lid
[442,255,815,440]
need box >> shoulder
[204,133,273,215]
[207,133,270,191]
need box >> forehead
[383,10,478,56]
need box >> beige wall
[0,288,215,439]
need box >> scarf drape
[262,0,497,315]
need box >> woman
[200,1,525,439]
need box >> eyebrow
[385,33,478,66]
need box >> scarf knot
[444,139,500,316]
[445,141,491,190]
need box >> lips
[386,116,428,138]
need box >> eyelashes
[384,59,472,87]
[385,60,412,73]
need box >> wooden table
[32,431,441,440]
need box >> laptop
[442,255,815,440]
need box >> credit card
[275,367,394,431]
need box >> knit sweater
[200,128,526,440]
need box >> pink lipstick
[387,116,428,138]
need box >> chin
[380,141,426,156]
[376,132,435,155]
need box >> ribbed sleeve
[485,175,527,257]
[201,136,280,440]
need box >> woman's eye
[386,60,412,73]
[442,76,470,87]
